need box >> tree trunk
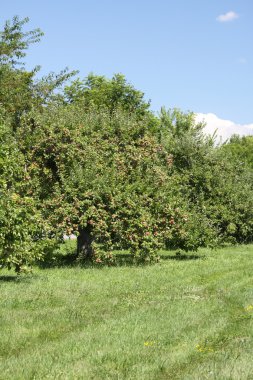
[77,226,93,260]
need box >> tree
[64,73,149,112]
[17,100,253,263]
[1,16,253,271]
[158,109,253,246]
[18,102,201,263]
[0,16,77,128]
[0,17,75,271]
[63,73,158,128]
[0,118,53,272]
[221,134,253,170]
[0,16,43,67]
[0,16,43,125]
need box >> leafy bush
[0,123,53,272]
[1,17,253,270]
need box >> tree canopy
[1,17,253,272]
[222,135,253,170]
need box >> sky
[1,0,253,141]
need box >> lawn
[0,245,253,379]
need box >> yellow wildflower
[144,341,156,347]
[195,343,214,353]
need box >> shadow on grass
[160,253,204,261]
[87,252,204,268]
[37,254,138,269]
[37,253,78,269]
[0,274,36,283]
[0,275,19,282]
[37,251,205,270]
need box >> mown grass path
[1,245,253,379]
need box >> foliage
[0,16,43,67]
[0,16,253,270]
[64,73,151,116]
[222,134,253,170]
[158,108,253,246]
[18,106,194,262]
[0,122,53,272]
[0,16,76,127]
[180,149,253,245]
[0,16,42,125]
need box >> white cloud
[195,113,253,142]
[216,11,239,22]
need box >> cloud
[195,113,253,142]
[216,11,239,22]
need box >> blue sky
[1,0,253,139]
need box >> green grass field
[1,245,253,379]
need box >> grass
[1,245,253,379]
